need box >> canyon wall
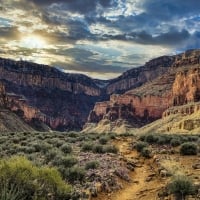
[87,49,200,128]
[106,56,175,94]
[0,58,103,130]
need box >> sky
[0,0,200,79]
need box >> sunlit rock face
[106,55,175,95]
[87,49,200,128]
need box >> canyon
[1,49,200,131]
[86,49,200,133]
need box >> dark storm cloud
[0,27,20,40]
[103,29,190,46]
[142,0,200,19]
[29,0,113,13]
[15,0,199,48]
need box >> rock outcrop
[86,49,200,130]
[106,56,175,94]
[172,68,200,106]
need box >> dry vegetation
[0,131,199,200]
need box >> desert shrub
[0,156,72,200]
[32,142,51,153]
[85,161,99,170]
[68,138,78,143]
[170,138,181,147]
[81,142,93,152]
[135,141,148,152]
[23,146,36,154]
[48,138,64,148]
[145,134,159,144]
[141,147,152,158]
[168,175,195,199]
[68,132,79,138]
[12,137,21,144]
[0,136,8,144]
[157,135,171,145]
[60,144,72,154]
[109,133,116,139]
[92,144,104,154]
[64,167,86,183]
[99,136,109,145]
[0,181,26,200]
[53,155,78,168]
[139,135,146,141]
[180,142,198,155]
[45,148,58,162]
[104,145,119,154]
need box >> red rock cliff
[88,49,200,127]
[172,68,200,105]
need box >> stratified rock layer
[87,49,200,129]
[0,58,103,130]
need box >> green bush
[0,156,72,200]
[99,136,109,145]
[135,141,148,152]
[65,167,86,183]
[103,145,119,154]
[60,144,72,154]
[180,142,198,155]
[45,148,58,162]
[53,155,78,168]
[92,144,104,154]
[170,138,181,147]
[141,147,152,158]
[81,142,93,152]
[109,133,116,139]
[145,134,158,144]
[68,132,78,138]
[1,183,26,200]
[85,161,99,170]
[168,175,195,199]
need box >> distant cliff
[1,49,200,131]
[106,56,175,94]
[0,58,104,131]
[87,49,200,130]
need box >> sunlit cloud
[0,0,199,79]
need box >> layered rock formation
[86,49,200,131]
[106,56,175,94]
[172,68,200,105]
[0,58,104,130]
[1,49,200,132]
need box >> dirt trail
[92,139,162,200]
[111,140,159,200]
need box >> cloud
[0,0,200,79]
[0,27,20,40]
[29,0,113,13]
[101,29,190,47]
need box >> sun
[20,35,47,49]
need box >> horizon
[0,0,200,79]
